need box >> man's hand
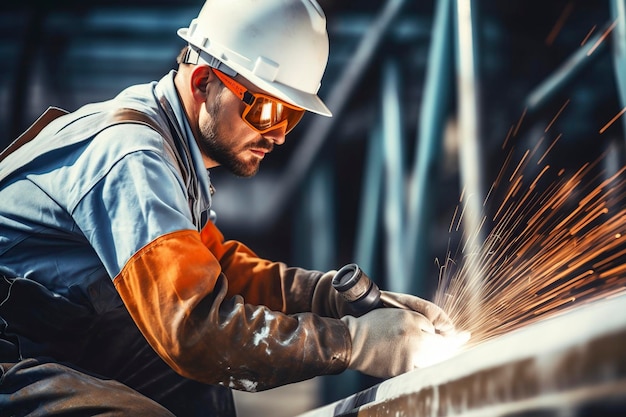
[341,309,470,378]
[312,267,459,335]
[311,270,354,318]
[380,291,457,336]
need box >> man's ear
[189,66,215,102]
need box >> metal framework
[292,0,626,404]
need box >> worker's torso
[0,72,213,350]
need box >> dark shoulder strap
[0,106,188,197]
[1,107,174,167]
[110,108,189,186]
[1,105,200,225]
[109,108,170,141]
[0,107,69,164]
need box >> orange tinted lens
[244,96,305,134]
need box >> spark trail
[434,137,626,347]
[433,1,625,346]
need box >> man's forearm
[114,229,351,391]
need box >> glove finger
[381,291,456,335]
[423,303,456,336]
[410,311,436,334]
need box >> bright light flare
[413,330,472,368]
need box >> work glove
[380,291,456,335]
[311,270,458,337]
[341,308,470,378]
[311,270,354,318]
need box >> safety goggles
[211,68,305,134]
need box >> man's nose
[263,125,286,146]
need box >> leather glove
[341,308,470,378]
[311,270,461,333]
[380,291,456,335]
[311,270,354,318]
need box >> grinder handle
[331,263,383,317]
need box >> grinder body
[331,263,383,317]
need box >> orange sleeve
[200,220,321,314]
[113,229,350,391]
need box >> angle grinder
[331,263,409,317]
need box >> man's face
[196,75,286,177]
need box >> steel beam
[525,22,610,113]
[297,293,626,417]
[381,59,407,292]
[404,0,455,296]
[452,0,486,324]
[293,161,337,272]
[354,125,384,275]
[610,0,626,137]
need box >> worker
[0,0,468,416]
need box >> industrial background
[2,0,625,416]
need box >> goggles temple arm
[212,68,249,102]
[242,91,255,106]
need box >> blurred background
[2,0,625,415]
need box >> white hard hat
[178,0,332,117]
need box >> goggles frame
[211,68,305,135]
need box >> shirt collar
[155,70,213,217]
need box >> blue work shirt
[0,71,212,314]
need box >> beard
[199,121,259,177]
[197,90,268,177]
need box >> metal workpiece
[297,293,626,417]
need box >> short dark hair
[176,46,189,65]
